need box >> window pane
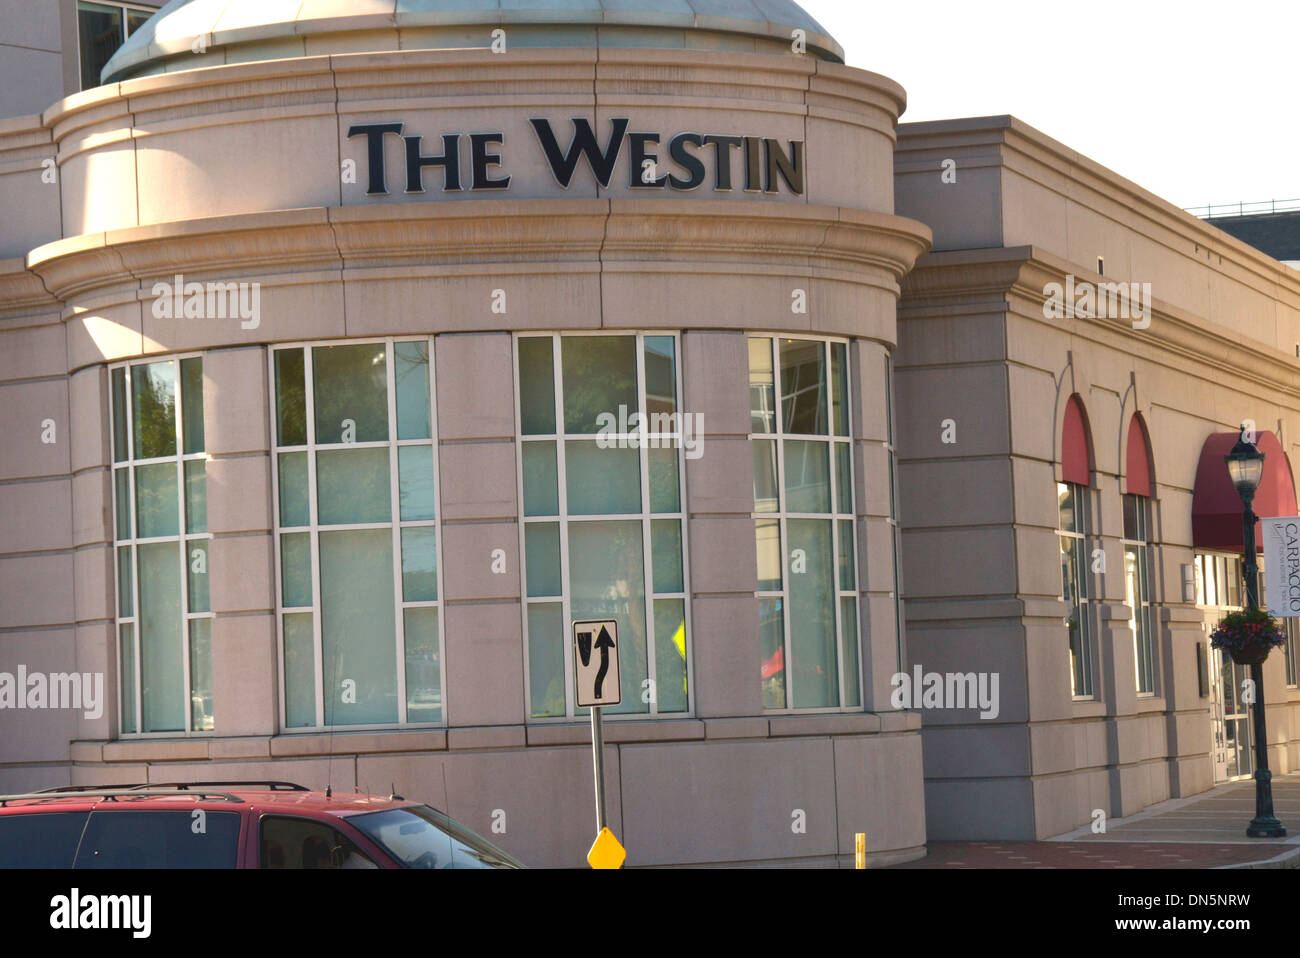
[126,8,151,36]
[78,2,124,90]
[114,468,131,540]
[184,459,206,533]
[187,542,209,613]
[274,349,307,447]
[565,442,640,514]
[568,521,647,715]
[117,545,133,617]
[189,618,213,731]
[518,337,556,435]
[838,519,856,591]
[648,446,680,514]
[111,367,128,463]
[120,623,136,733]
[278,452,309,527]
[522,441,559,517]
[320,530,397,726]
[644,337,677,419]
[398,445,436,521]
[562,337,637,435]
[525,523,562,597]
[180,357,204,454]
[787,518,837,708]
[132,361,177,459]
[394,341,432,440]
[830,342,849,437]
[404,608,441,723]
[783,440,830,513]
[316,448,391,525]
[135,463,179,538]
[401,527,438,602]
[780,339,826,435]
[138,541,184,732]
[756,519,782,591]
[753,439,778,513]
[283,612,315,728]
[835,442,852,514]
[1057,482,1075,533]
[313,343,389,444]
[653,599,688,713]
[840,596,860,707]
[748,338,775,434]
[281,532,312,608]
[759,597,785,708]
[527,603,565,718]
[651,519,683,593]
[1122,494,1138,541]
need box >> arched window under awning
[1061,395,1092,486]
[1192,431,1299,552]
[1125,415,1153,497]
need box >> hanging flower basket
[1209,607,1286,666]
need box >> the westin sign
[347,118,806,196]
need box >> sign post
[574,619,625,868]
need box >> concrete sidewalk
[891,775,1300,869]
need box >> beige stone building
[0,0,1295,865]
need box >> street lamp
[1223,424,1287,838]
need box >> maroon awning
[1125,415,1152,497]
[1061,396,1091,485]
[1192,431,1298,552]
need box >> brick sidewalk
[891,775,1300,869]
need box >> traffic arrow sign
[574,619,620,707]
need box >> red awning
[1061,396,1091,485]
[1191,431,1298,552]
[1125,416,1152,497]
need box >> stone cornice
[24,199,931,306]
[900,246,1300,400]
[0,256,60,320]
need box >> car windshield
[347,805,523,869]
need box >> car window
[73,810,241,868]
[348,805,523,869]
[0,812,90,868]
[259,816,378,869]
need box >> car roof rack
[0,788,248,806]
[29,780,309,794]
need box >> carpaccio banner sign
[347,117,806,196]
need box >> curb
[1218,846,1300,870]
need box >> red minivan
[0,781,524,869]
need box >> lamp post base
[1246,818,1287,839]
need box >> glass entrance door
[1197,553,1255,783]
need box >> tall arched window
[1058,395,1094,698]
[1123,414,1157,694]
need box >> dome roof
[102,0,843,83]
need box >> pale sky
[799,0,1299,212]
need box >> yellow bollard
[855,833,865,869]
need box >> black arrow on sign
[593,626,615,698]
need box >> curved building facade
[0,0,931,866]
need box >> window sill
[1071,699,1107,718]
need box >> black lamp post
[1223,425,1287,838]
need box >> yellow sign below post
[587,827,627,869]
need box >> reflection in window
[110,356,212,734]
[77,1,154,91]
[1058,482,1093,698]
[271,339,443,729]
[517,333,690,719]
[1122,493,1157,694]
[750,337,859,711]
